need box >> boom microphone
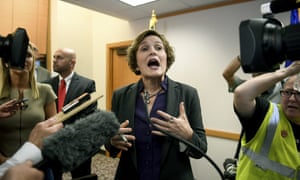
[39,110,120,172]
[261,0,300,16]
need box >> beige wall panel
[36,16,48,53]
[36,0,49,53]
[13,13,37,43]
[0,0,13,35]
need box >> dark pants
[71,158,92,178]
[37,163,54,180]
[52,158,92,180]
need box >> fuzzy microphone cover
[42,110,120,172]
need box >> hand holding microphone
[28,117,63,149]
[41,109,120,172]
[0,116,63,176]
[1,160,44,180]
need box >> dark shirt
[135,78,167,180]
[235,97,300,151]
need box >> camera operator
[234,61,300,179]
[222,55,283,180]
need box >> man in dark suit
[44,48,97,180]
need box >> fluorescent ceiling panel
[119,0,156,6]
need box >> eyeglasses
[280,90,300,101]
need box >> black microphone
[153,126,225,180]
[261,0,300,15]
[38,110,120,172]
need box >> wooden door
[106,41,140,110]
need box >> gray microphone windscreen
[42,110,119,172]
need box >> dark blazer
[44,72,97,124]
[106,77,207,180]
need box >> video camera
[239,0,300,73]
[0,27,29,69]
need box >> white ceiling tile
[60,0,247,21]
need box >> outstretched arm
[234,61,300,118]
[1,161,44,180]
[222,55,241,88]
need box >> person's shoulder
[73,72,94,82]
[42,75,58,84]
[36,82,53,92]
[37,66,50,73]
[114,82,138,94]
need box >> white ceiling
[60,0,244,21]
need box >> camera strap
[234,128,244,159]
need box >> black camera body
[239,0,300,73]
[0,28,29,69]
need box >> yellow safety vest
[236,103,300,180]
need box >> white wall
[50,0,132,107]
[50,0,290,179]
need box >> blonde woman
[0,43,57,163]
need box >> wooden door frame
[106,40,132,110]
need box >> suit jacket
[44,72,97,124]
[106,77,207,180]
[35,66,51,82]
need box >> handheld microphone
[261,0,300,15]
[34,92,120,172]
[40,110,120,172]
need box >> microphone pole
[156,128,225,180]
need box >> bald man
[44,48,97,180]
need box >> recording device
[14,98,29,110]
[55,93,103,123]
[119,133,128,143]
[223,158,237,180]
[41,110,120,172]
[0,28,29,69]
[35,92,120,171]
[61,93,91,114]
[13,98,29,105]
[239,0,300,73]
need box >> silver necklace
[143,89,162,104]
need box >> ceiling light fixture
[119,0,156,6]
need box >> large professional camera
[0,27,29,69]
[239,0,300,73]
